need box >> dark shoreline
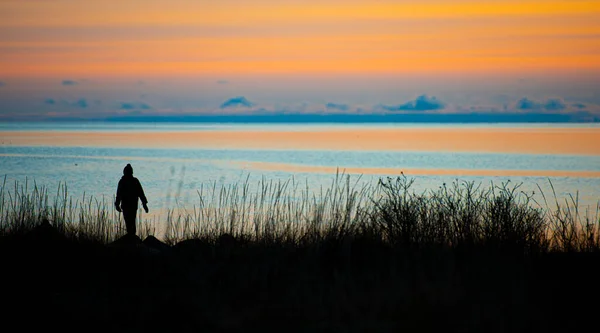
[2,222,599,333]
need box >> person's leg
[123,209,137,235]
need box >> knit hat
[123,163,133,175]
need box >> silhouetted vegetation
[1,174,599,332]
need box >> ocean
[1,122,599,231]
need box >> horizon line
[1,112,599,124]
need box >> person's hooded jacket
[115,164,147,211]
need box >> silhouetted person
[115,163,148,236]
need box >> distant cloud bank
[74,99,88,108]
[380,95,445,112]
[61,80,78,86]
[44,98,88,108]
[517,98,566,112]
[10,91,597,123]
[325,102,350,111]
[220,96,254,109]
[120,102,151,110]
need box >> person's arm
[137,179,149,212]
[115,179,122,212]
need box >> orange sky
[1,0,599,77]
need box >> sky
[0,0,599,121]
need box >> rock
[109,233,143,247]
[173,238,213,260]
[143,235,172,253]
[108,234,160,256]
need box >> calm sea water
[1,122,599,225]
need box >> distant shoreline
[1,111,599,124]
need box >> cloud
[220,96,254,109]
[516,98,566,112]
[74,99,88,108]
[573,103,587,109]
[120,102,135,110]
[217,80,229,85]
[61,80,78,86]
[43,98,88,108]
[325,103,348,111]
[516,98,540,110]
[325,102,350,111]
[381,95,444,112]
[544,99,566,111]
[120,102,151,110]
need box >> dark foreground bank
[1,221,599,333]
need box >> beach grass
[1,173,598,253]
